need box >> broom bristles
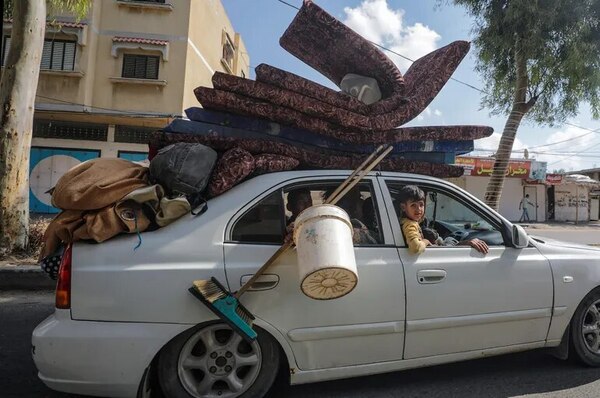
[189,277,257,342]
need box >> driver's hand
[468,238,489,254]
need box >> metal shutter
[146,56,159,79]
[122,54,137,77]
[40,40,53,69]
[1,36,10,66]
[63,42,76,70]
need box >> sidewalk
[0,264,55,290]
[519,221,600,230]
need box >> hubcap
[582,299,600,354]
[177,324,262,398]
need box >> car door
[223,174,406,370]
[380,176,553,359]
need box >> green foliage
[3,0,91,20]
[48,0,91,20]
[451,0,600,125]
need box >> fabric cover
[207,147,256,198]
[279,0,404,100]
[149,131,464,178]
[196,87,490,144]
[253,154,300,175]
[183,108,490,150]
[51,158,148,211]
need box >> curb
[0,265,56,290]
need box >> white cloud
[472,132,526,158]
[416,106,442,121]
[343,0,441,71]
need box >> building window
[115,125,155,144]
[34,120,108,141]
[221,33,235,73]
[2,37,77,70]
[122,54,159,79]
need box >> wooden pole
[575,185,579,225]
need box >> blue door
[118,151,148,162]
[29,147,100,213]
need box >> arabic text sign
[456,157,531,178]
[545,174,563,185]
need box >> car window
[230,180,383,246]
[231,190,285,244]
[284,181,383,246]
[387,182,505,247]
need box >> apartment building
[1,0,249,212]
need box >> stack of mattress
[150,0,493,179]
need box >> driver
[398,185,489,254]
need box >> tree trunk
[483,107,526,210]
[0,0,46,255]
[484,40,535,211]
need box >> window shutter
[41,40,52,69]
[63,42,76,71]
[51,41,65,70]
[146,56,159,79]
[134,56,146,78]
[2,37,11,66]
[122,55,136,78]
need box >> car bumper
[32,309,190,398]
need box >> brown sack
[52,158,149,211]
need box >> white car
[33,170,600,398]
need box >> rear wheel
[571,289,600,366]
[158,322,280,398]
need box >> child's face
[401,199,425,222]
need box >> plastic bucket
[293,204,358,300]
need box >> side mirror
[512,225,529,249]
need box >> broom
[189,145,393,342]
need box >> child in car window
[398,185,431,254]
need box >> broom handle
[327,146,393,205]
[235,145,392,298]
[324,145,385,204]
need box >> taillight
[56,244,72,309]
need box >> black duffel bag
[149,143,217,213]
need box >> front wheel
[158,322,280,398]
[571,289,600,366]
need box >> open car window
[386,182,505,247]
[230,180,383,246]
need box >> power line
[548,140,600,166]
[277,0,300,10]
[35,94,177,118]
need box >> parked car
[33,170,600,398]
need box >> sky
[220,0,600,173]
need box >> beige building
[1,0,249,212]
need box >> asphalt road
[525,229,600,245]
[4,290,600,398]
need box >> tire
[158,321,280,398]
[570,288,600,366]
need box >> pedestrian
[519,194,535,222]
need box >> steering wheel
[450,230,469,241]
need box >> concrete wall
[458,177,546,222]
[554,184,590,222]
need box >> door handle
[240,274,280,291]
[417,269,447,284]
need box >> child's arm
[402,221,428,254]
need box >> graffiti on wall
[555,191,588,208]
